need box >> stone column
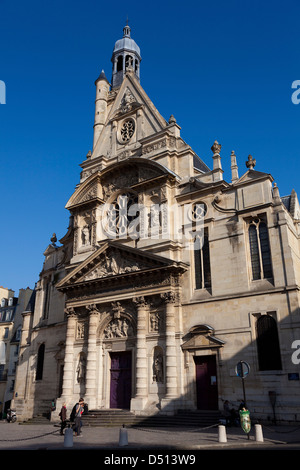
[161,291,178,411]
[131,296,148,412]
[61,307,77,399]
[84,304,99,409]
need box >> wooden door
[194,355,218,410]
[110,351,132,409]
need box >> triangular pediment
[56,240,187,290]
[236,169,273,185]
[181,325,225,350]
[92,72,168,159]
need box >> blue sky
[1,0,300,294]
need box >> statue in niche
[153,353,163,383]
[77,355,86,383]
[81,225,91,246]
[150,311,161,332]
[76,322,87,340]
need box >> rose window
[120,119,135,142]
[104,192,139,238]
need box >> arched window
[194,228,211,290]
[36,344,45,380]
[249,219,272,280]
[117,55,123,72]
[256,315,282,370]
[125,54,133,70]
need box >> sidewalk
[0,421,299,451]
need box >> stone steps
[81,409,222,428]
[20,408,222,428]
[19,414,51,425]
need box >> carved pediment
[56,240,187,291]
[82,250,144,281]
[66,173,103,210]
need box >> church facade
[13,25,300,423]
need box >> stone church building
[13,24,300,423]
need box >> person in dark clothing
[59,403,67,435]
[74,398,84,437]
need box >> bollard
[119,424,128,446]
[64,425,74,448]
[255,424,264,442]
[218,425,227,443]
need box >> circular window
[189,202,207,222]
[120,119,135,143]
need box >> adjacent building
[0,287,33,416]
[12,25,300,423]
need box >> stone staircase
[81,409,222,428]
[19,414,51,425]
[20,408,222,428]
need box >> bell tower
[111,23,141,89]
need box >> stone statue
[153,354,163,383]
[77,355,86,383]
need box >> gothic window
[194,228,211,290]
[120,119,135,142]
[248,218,272,281]
[36,343,45,380]
[256,315,282,371]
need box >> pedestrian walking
[59,403,67,435]
[74,398,84,437]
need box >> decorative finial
[230,151,239,183]
[123,20,131,38]
[246,154,256,170]
[168,114,176,124]
[51,233,57,246]
[273,182,281,203]
[211,140,221,155]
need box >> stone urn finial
[246,154,256,170]
[211,140,221,155]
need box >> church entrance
[109,351,132,409]
[194,355,218,410]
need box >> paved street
[0,420,299,452]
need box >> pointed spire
[95,69,109,84]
